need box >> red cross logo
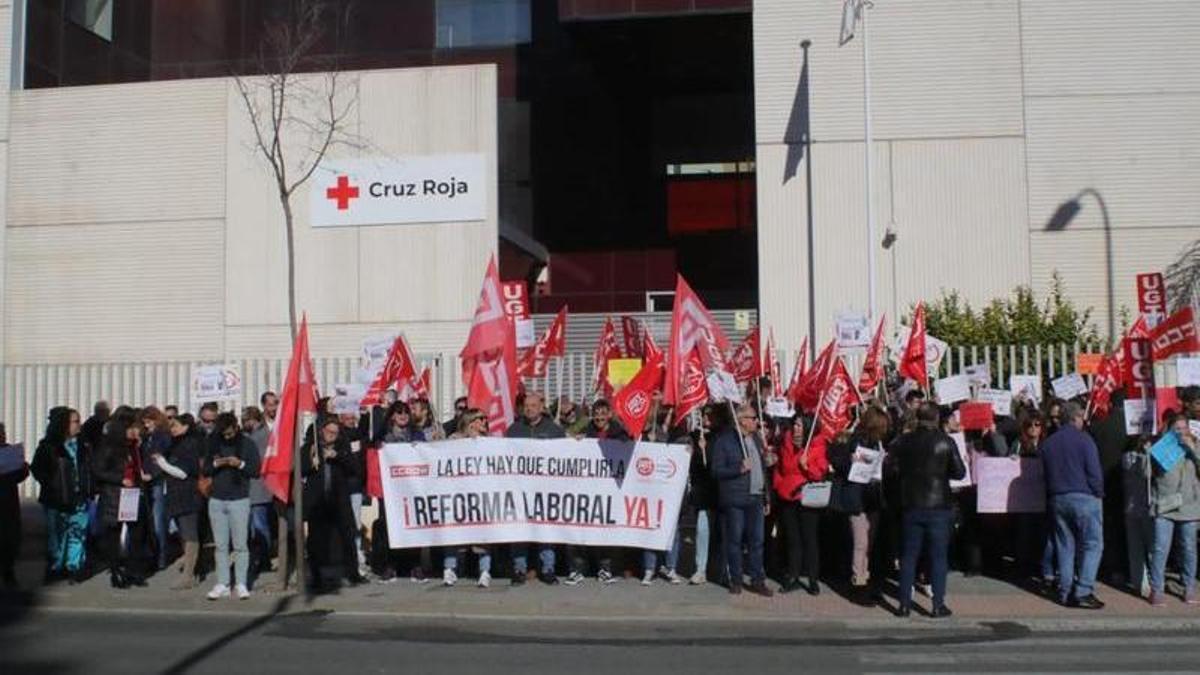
[325,175,360,211]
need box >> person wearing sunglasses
[712,403,773,597]
[1007,411,1055,591]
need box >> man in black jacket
[505,392,565,584]
[890,402,967,618]
[565,400,629,586]
[711,403,773,597]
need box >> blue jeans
[444,548,492,576]
[641,532,682,575]
[511,544,555,576]
[1150,517,1197,596]
[721,499,765,585]
[152,484,169,568]
[1126,514,1155,595]
[250,503,273,550]
[898,508,953,609]
[694,509,712,576]
[1051,493,1104,602]
[208,498,251,588]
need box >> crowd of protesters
[1,377,1199,619]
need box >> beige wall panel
[9,79,226,226]
[5,220,224,362]
[225,321,472,361]
[1025,94,1200,233]
[754,0,1023,144]
[1022,0,1200,97]
[0,3,12,140]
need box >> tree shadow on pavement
[161,593,298,675]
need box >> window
[435,0,530,48]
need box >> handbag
[799,480,832,509]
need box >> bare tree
[232,0,360,343]
[231,0,360,593]
[1165,238,1200,313]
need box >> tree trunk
[281,192,298,344]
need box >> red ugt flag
[613,353,665,439]
[518,305,568,377]
[817,357,861,437]
[592,316,622,400]
[898,303,928,387]
[765,328,783,397]
[460,255,509,386]
[467,322,519,435]
[361,333,417,407]
[858,314,887,393]
[262,314,318,504]
[728,325,762,384]
[785,337,809,402]
[674,348,710,424]
[795,339,836,413]
[1150,307,1199,361]
[1087,353,1122,419]
[664,275,731,408]
[620,316,643,358]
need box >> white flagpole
[862,1,877,324]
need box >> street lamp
[1045,188,1114,345]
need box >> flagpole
[291,405,306,591]
[862,0,877,323]
[555,356,564,424]
[728,400,750,460]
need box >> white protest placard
[975,457,1045,513]
[934,374,971,405]
[1179,358,1200,387]
[848,447,881,484]
[361,334,396,368]
[949,432,972,489]
[835,311,871,349]
[765,397,795,419]
[964,364,992,387]
[1051,373,1088,401]
[977,388,1013,417]
[1190,421,1200,439]
[515,319,536,349]
[1009,375,1042,404]
[332,383,367,415]
[1124,399,1157,436]
[379,438,690,550]
[705,370,743,404]
[118,488,141,523]
[891,330,949,374]
[190,365,242,405]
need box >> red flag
[517,306,568,377]
[620,316,643,358]
[765,328,783,397]
[728,325,762,384]
[262,315,318,504]
[1087,353,1122,419]
[816,357,862,437]
[1128,315,1150,340]
[643,324,663,363]
[613,353,665,439]
[898,303,928,387]
[664,275,731,408]
[1123,336,1155,399]
[785,337,809,402]
[362,333,417,407]
[460,255,508,386]
[467,323,519,435]
[858,315,887,393]
[673,348,710,424]
[592,316,623,400]
[399,366,432,402]
[1150,307,1199,361]
[795,339,836,413]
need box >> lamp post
[841,0,877,323]
[1046,188,1114,345]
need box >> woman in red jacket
[773,415,827,595]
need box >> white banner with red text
[378,438,690,550]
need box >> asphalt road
[4,604,1200,675]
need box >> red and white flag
[399,366,432,403]
[674,348,710,423]
[785,337,809,402]
[460,255,509,386]
[262,314,318,504]
[858,315,887,393]
[592,316,623,400]
[517,306,568,377]
[1087,353,1122,419]
[1123,335,1155,400]
[1150,307,1199,361]
[764,328,783,398]
[795,339,836,413]
[728,325,762,384]
[467,322,519,435]
[613,353,665,439]
[643,324,663,363]
[664,275,731,409]
[620,316,643,358]
[898,303,928,387]
[361,333,417,407]
[816,356,862,437]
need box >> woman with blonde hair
[443,408,494,587]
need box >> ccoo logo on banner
[310,154,487,227]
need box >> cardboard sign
[891,330,949,374]
[118,488,141,523]
[1009,375,1042,404]
[705,369,742,404]
[332,383,367,415]
[1124,399,1157,436]
[607,358,643,390]
[1179,357,1200,387]
[1051,373,1089,401]
[977,388,1013,417]
[975,457,1046,513]
[765,396,795,419]
[963,364,992,387]
[1076,353,1104,375]
[848,447,883,484]
[1136,273,1167,330]
[949,432,972,489]
[959,402,995,431]
[934,374,971,405]
[190,365,242,405]
[835,311,871,349]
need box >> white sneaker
[658,565,672,579]
[357,550,367,566]
[235,584,250,600]
[563,571,585,586]
[689,571,707,585]
[664,569,683,585]
[443,568,458,587]
[206,584,230,600]
[598,569,618,585]
[478,571,491,588]
[641,570,654,586]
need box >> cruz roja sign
[310,154,487,227]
